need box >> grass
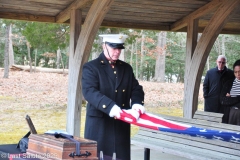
[0,99,204,144]
[0,103,183,144]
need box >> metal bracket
[69,151,91,158]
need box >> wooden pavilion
[1,0,240,137]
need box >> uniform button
[115,90,117,92]
[122,104,125,106]
[114,71,116,74]
[142,101,144,103]
[103,105,106,108]
[123,89,125,92]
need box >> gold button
[142,101,144,103]
[122,104,125,106]
[101,61,104,63]
[103,105,106,108]
[123,89,125,92]
[115,90,117,92]
[114,71,116,74]
[112,66,114,68]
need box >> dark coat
[82,53,144,160]
[220,78,240,123]
[203,66,234,113]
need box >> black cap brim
[106,42,125,49]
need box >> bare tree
[56,48,61,69]
[154,31,167,82]
[3,25,10,78]
[140,32,144,80]
[135,41,138,79]
[26,41,32,73]
[8,24,14,67]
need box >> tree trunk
[207,56,210,70]
[56,48,61,69]
[154,31,167,82]
[60,50,65,73]
[34,49,37,72]
[130,43,133,66]
[3,25,10,78]
[140,32,144,80]
[26,41,32,73]
[119,49,125,61]
[222,35,225,56]
[11,65,68,73]
[92,38,102,60]
[8,24,14,67]
[135,41,138,79]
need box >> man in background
[203,55,234,115]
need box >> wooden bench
[193,110,223,123]
[131,113,240,160]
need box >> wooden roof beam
[170,0,222,31]
[0,12,55,23]
[56,0,93,23]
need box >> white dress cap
[99,34,128,43]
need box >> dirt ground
[0,69,204,144]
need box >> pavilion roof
[0,0,240,34]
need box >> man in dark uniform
[82,34,145,160]
[203,55,234,118]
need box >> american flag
[118,110,240,143]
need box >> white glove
[132,104,145,114]
[123,109,140,122]
[109,105,122,118]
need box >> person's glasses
[218,61,226,64]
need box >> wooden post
[66,9,82,136]
[183,19,198,117]
[66,0,114,136]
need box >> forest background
[0,19,240,144]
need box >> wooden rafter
[0,12,55,23]
[56,0,93,23]
[171,0,222,31]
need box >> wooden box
[27,134,98,160]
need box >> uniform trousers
[229,107,240,125]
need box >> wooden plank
[132,136,240,160]
[25,115,37,134]
[137,128,240,150]
[135,129,240,155]
[0,12,55,23]
[193,111,223,123]
[138,128,240,149]
[112,1,195,12]
[194,110,223,118]
[193,115,222,123]
[101,20,170,31]
[25,0,75,5]
[0,0,65,10]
